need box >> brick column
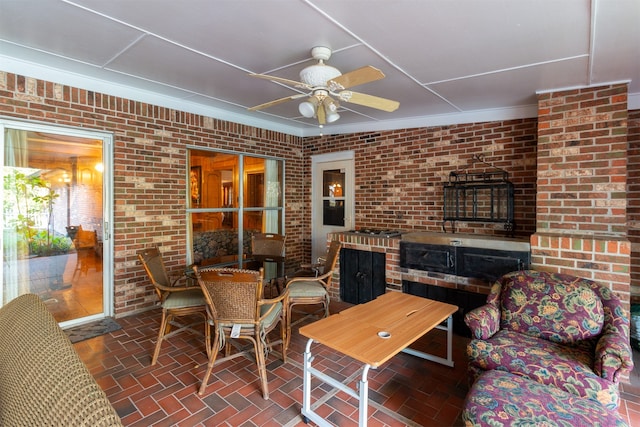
[532,84,630,311]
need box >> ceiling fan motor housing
[311,46,332,61]
[299,46,341,87]
[299,63,341,87]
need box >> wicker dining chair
[137,246,207,366]
[284,240,342,348]
[193,266,288,399]
[251,232,286,297]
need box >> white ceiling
[1,0,639,137]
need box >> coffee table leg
[302,338,314,424]
[302,338,373,427]
[358,365,371,427]
[401,315,455,367]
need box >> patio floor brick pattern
[73,302,640,426]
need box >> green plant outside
[29,230,73,256]
[3,169,72,257]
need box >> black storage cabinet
[399,242,455,275]
[456,246,528,282]
[400,241,529,284]
[402,280,487,336]
[340,248,386,304]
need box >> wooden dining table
[188,254,286,298]
[298,292,458,427]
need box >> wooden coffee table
[299,292,458,427]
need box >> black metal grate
[443,171,515,234]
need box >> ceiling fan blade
[328,66,385,90]
[338,90,400,112]
[248,94,306,111]
[249,73,311,90]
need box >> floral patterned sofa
[463,369,628,426]
[464,270,634,410]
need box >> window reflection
[322,168,345,227]
[323,169,345,198]
[188,150,284,266]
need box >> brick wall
[305,122,540,298]
[3,70,638,315]
[627,110,640,302]
[304,121,539,238]
[532,84,631,310]
[0,72,304,316]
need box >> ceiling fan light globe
[326,112,340,123]
[325,100,338,112]
[299,101,316,118]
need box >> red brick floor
[74,302,640,426]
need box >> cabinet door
[457,247,528,282]
[400,242,455,274]
[340,249,360,304]
[340,249,386,304]
[360,251,385,303]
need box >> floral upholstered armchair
[464,270,634,409]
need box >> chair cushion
[288,280,327,298]
[500,272,605,344]
[463,370,628,427]
[220,302,283,330]
[163,288,205,309]
[260,301,283,329]
[467,329,619,409]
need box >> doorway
[311,151,355,262]
[1,119,113,327]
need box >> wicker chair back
[137,246,171,298]
[197,268,263,323]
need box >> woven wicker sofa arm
[0,294,122,426]
[464,303,501,340]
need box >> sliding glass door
[1,119,113,327]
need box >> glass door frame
[311,151,355,263]
[0,117,114,326]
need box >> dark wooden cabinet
[456,247,527,282]
[399,233,530,336]
[340,249,386,304]
[400,242,455,275]
[400,241,529,284]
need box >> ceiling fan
[248,46,400,125]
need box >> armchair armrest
[298,260,324,277]
[464,303,501,340]
[299,262,323,270]
[168,269,201,289]
[286,268,332,288]
[594,331,634,382]
[260,288,289,306]
[154,276,193,293]
[258,289,289,321]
